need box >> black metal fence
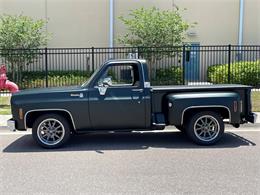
[0,45,259,93]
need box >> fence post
[228,44,231,84]
[91,47,95,72]
[137,46,140,59]
[182,45,186,85]
[44,47,48,87]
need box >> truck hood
[13,86,83,96]
[11,86,88,105]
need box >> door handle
[132,89,143,92]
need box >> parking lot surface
[0,125,260,194]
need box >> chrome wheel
[37,118,65,146]
[193,115,220,142]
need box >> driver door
[88,63,146,130]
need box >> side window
[97,64,140,87]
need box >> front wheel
[186,111,224,145]
[32,114,71,148]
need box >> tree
[0,14,50,82]
[118,7,192,47]
[118,7,195,78]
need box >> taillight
[234,101,237,112]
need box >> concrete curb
[0,115,11,127]
[0,126,8,130]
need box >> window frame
[94,63,142,88]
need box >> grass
[0,96,11,115]
[0,105,11,115]
[252,91,260,112]
[0,91,260,115]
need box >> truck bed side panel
[166,92,240,126]
[151,84,251,113]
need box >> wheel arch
[24,109,76,130]
[181,106,231,125]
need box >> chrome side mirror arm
[97,77,112,96]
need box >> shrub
[0,14,50,82]
[207,61,260,87]
[6,71,92,89]
[153,66,183,85]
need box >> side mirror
[98,77,112,96]
[98,86,107,96]
[102,77,112,87]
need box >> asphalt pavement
[1,124,260,194]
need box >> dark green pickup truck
[8,59,257,148]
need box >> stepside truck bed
[151,84,252,115]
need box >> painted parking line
[0,131,31,135]
[226,129,260,132]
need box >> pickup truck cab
[8,59,257,148]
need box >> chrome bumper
[245,112,258,123]
[7,119,16,131]
[253,113,258,123]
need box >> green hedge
[6,67,183,89]
[208,61,260,87]
[153,66,183,85]
[7,71,92,89]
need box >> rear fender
[166,92,240,126]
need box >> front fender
[167,92,240,126]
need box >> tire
[186,111,224,145]
[32,114,71,148]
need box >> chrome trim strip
[152,123,166,126]
[24,109,76,130]
[132,89,143,92]
[140,62,146,88]
[181,105,231,125]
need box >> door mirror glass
[102,77,112,87]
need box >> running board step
[152,123,166,130]
[152,113,166,130]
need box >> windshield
[81,68,100,87]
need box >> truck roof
[105,59,147,64]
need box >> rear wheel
[32,114,71,148]
[186,111,224,145]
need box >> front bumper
[246,113,258,123]
[7,119,16,131]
